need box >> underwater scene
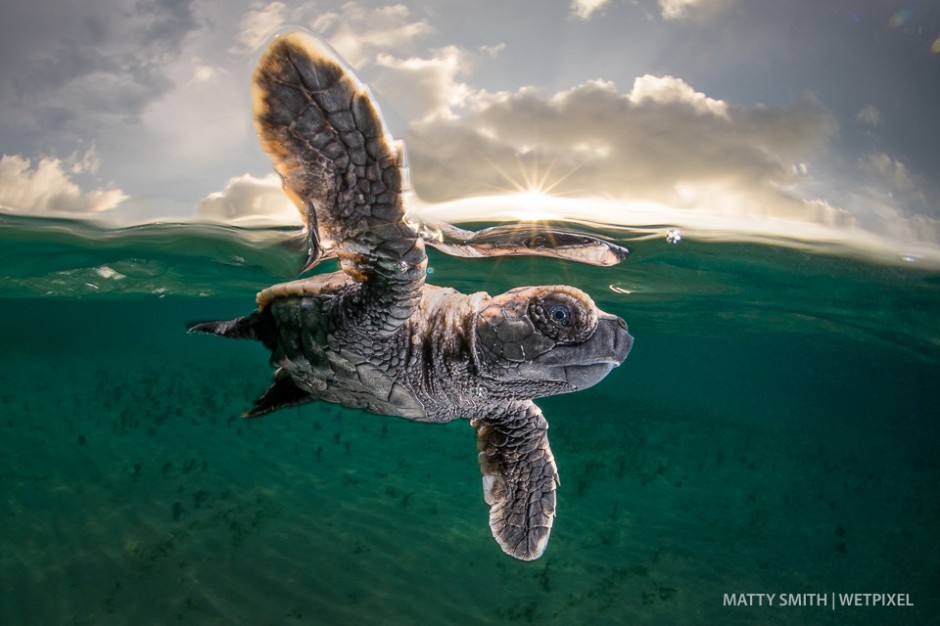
[1,213,937,625]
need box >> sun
[483,150,588,222]
[511,188,560,221]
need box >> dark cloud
[0,0,197,155]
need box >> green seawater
[1,213,938,625]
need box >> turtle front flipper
[424,221,629,267]
[473,401,559,561]
[253,32,426,334]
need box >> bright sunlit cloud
[195,172,298,225]
[312,3,432,68]
[0,154,127,215]
[231,1,289,54]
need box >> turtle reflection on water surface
[190,32,632,560]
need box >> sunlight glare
[511,189,559,221]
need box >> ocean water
[1,213,938,625]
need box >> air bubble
[666,229,682,244]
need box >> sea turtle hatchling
[190,32,633,560]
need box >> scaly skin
[252,33,426,335]
[190,32,633,560]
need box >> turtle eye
[548,303,571,327]
[530,294,590,342]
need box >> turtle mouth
[563,362,618,390]
[533,315,632,391]
[609,316,633,363]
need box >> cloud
[189,63,229,85]
[310,2,432,68]
[65,144,103,176]
[856,105,882,127]
[859,152,915,191]
[0,0,199,150]
[570,0,611,20]
[402,72,837,235]
[191,2,483,223]
[138,60,252,171]
[195,173,298,223]
[628,74,728,118]
[856,152,928,219]
[228,0,437,65]
[300,3,493,128]
[231,1,290,54]
[207,70,847,237]
[658,0,729,20]
[164,1,935,267]
[0,154,127,215]
[3,0,919,266]
[374,47,474,123]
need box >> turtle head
[472,286,632,398]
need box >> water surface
[1,214,938,624]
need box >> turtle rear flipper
[473,401,559,561]
[188,317,320,417]
[187,309,276,350]
[243,369,320,418]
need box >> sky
[1,0,938,264]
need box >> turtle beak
[524,314,631,391]
[610,316,633,364]
[560,315,632,390]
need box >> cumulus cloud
[310,2,432,68]
[402,72,838,235]
[374,47,474,123]
[628,74,729,118]
[232,1,291,54]
[302,3,493,129]
[570,0,611,20]
[0,154,127,215]
[228,1,441,85]
[196,173,298,223]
